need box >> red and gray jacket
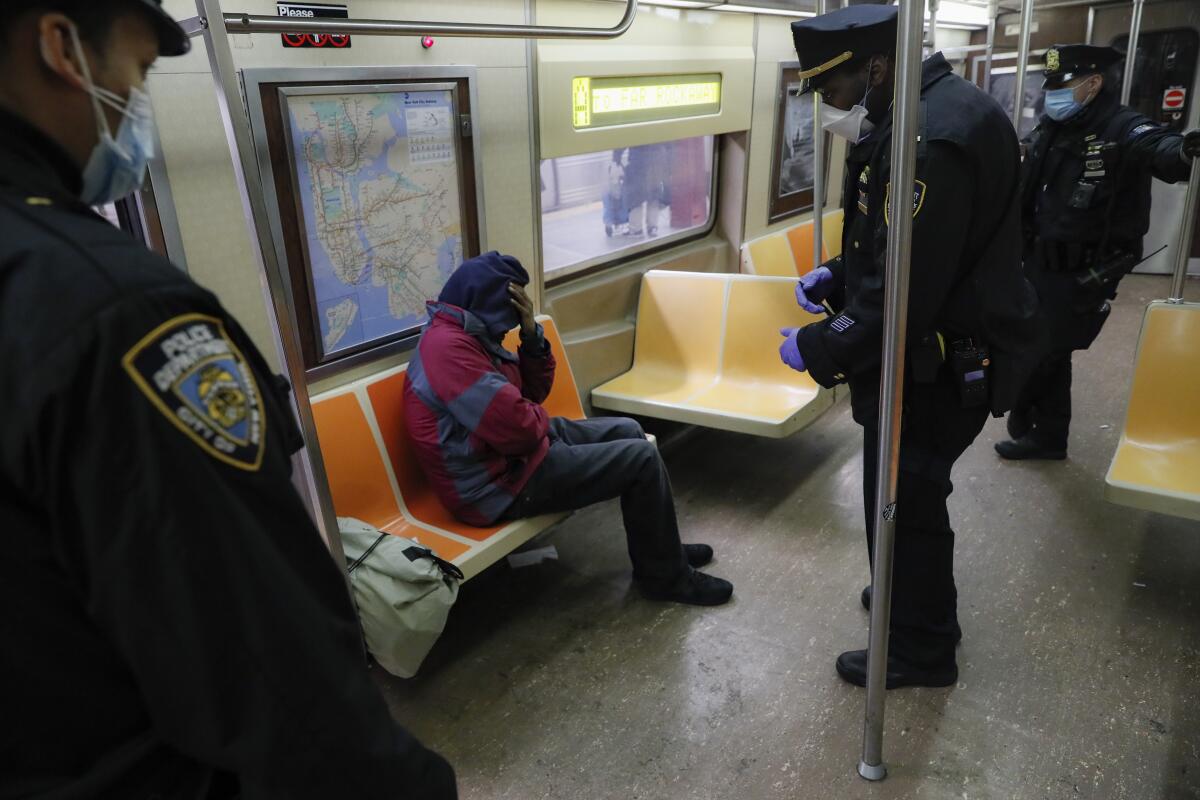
[403,302,556,525]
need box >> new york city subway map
[286,89,464,356]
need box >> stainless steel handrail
[220,0,637,39]
[858,0,924,780]
[1119,0,1144,105]
[1010,0,1035,130]
[983,0,998,90]
[812,0,826,271]
[1169,159,1199,303]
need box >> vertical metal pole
[926,0,940,56]
[526,0,546,311]
[983,0,998,90]
[1169,159,1200,303]
[1120,0,1145,105]
[195,0,349,572]
[1085,5,1096,45]
[812,0,826,269]
[858,0,924,780]
[1011,0,1035,130]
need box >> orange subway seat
[366,373,504,543]
[310,391,470,561]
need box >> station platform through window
[540,135,716,278]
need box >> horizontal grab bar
[217,0,637,40]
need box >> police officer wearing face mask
[780,5,1040,688]
[994,44,1200,460]
[0,2,456,797]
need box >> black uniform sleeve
[16,288,457,799]
[1123,120,1191,184]
[823,254,848,313]
[795,143,974,387]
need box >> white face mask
[65,25,157,205]
[821,67,876,143]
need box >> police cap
[790,5,897,92]
[1042,44,1122,89]
[130,0,190,56]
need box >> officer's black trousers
[860,375,989,668]
[1010,352,1073,449]
[1015,261,1113,450]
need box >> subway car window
[540,135,716,278]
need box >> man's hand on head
[508,283,537,338]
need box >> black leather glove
[1184,128,1200,159]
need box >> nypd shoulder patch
[883,179,927,225]
[1129,123,1158,139]
[123,313,266,471]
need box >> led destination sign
[572,74,722,129]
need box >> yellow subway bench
[740,210,844,277]
[591,271,839,438]
[1105,301,1200,522]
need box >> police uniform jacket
[794,54,1040,425]
[1022,87,1190,264]
[0,109,455,799]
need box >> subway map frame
[243,67,484,376]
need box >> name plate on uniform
[572,73,722,129]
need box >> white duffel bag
[338,517,462,678]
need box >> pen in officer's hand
[821,301,835,318]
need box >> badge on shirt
[123,313,266,471]
[883,179,927,225]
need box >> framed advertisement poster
[243,67,484,377]
[769,63,831,224]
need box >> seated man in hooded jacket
[404,253,733,606]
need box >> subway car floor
[374,274,1200,800]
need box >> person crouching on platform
[403,252,733,606]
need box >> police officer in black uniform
[781,6,1040,688]
[0,2,456,797]
[995,44,1200,460]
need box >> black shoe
[640,569,733,606]
[994,435,1067,461]
[1006,410,1033,441]
[835,649,957,689]
[860,585,963,644]
[684,543,714,568]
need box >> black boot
[1006,409,1033,440]
[684,543,714,568]
[640,569,732,606]
[860,585,962,644]
[835,649,957,689]
[994,435,1066,461]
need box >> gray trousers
[501,417,688,586]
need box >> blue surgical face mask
[68,25,157,205]
[1044,86,1085,122]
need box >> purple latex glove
[779,328,806,372]
[795,266,835,315]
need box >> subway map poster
[283,87,465,359]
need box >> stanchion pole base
[858,760,887,782]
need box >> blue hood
[438,251,529,337]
